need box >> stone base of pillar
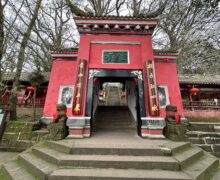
[68,126,91,138]
[141,127,165,139]
[67,117,91,138]
[141,117,165,139]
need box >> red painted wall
[155,62,184,117]
[44,33,183,119]
[76,34,154,115]
[43,60,77,116]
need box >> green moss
[166,105,177,111]
[57,103,67,111]
[0,170,6,180]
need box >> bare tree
[9,0,42,120]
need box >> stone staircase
[187,122,220,157]
[94,106,135,132]
[106,86,121,106]
[1,137,219,179]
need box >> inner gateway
[91,77,140,135]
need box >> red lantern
[189,87,200,95]
[27,86,35,92]
[121,92,126,97]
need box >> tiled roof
[178,74,220,85]
[2,72,50,82]
[153,49,178,54]
[3,72,220,85]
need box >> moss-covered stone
[4,121,36,133]
[165,124,188,141]
[165,105,177,112]
[47,123,68,140]
[56,103,67,111]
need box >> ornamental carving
[89,70,100,79]
[131,71,143,80]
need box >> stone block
[166,124,188,141]
[212,144,220,153]
[198,144,212,152]
[204,137,220,144]
[47,123,68,140]
[189,137,205,144]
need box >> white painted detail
[142,134,165,138]
[67,135,84,138]
[141,117,164,120]
[104,24,109,28]
[51,54,77,58]
[131,71,143,80]
[75,19,158,26]
[135,25,141,29]
[68,116,91,120]
[91,40,140,45]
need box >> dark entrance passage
[86,69,146,136]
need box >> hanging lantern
[189,87,200,95]
[121,91,126,98]
[27,86,35,92]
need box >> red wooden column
[141,60,164,138]
[68,59,88,138]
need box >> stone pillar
[141,117,165,138]
[67,117,91,138]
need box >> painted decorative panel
[103,51,128,63]
[58,85,74,108]
[158,86,170,108]
[72,59,87,115]
[146,60,160,116]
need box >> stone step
[0,140,36,152]
[214,125,220,132]
[95,121,133,126]
[188,122,220,133]
[32,146,179,171]
[173,146,203,169]
[186,131,220,138]
[161,142,191,155]
[1,161,36,180]
[211,168,220,180]
[48,168,192,180]
[94,129,135,133]
[189,137,220,144]
[95,124,134,129]
[46,141,164,156]
[183,152,219,180]
[96,120,133,124]
[211,152,220,158]
[18,152,57,180]
[96,115,132,118]
[196,144,220,153]
[188,123,215,132]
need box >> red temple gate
[43,16,184,138]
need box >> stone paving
[0,152,18,167]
